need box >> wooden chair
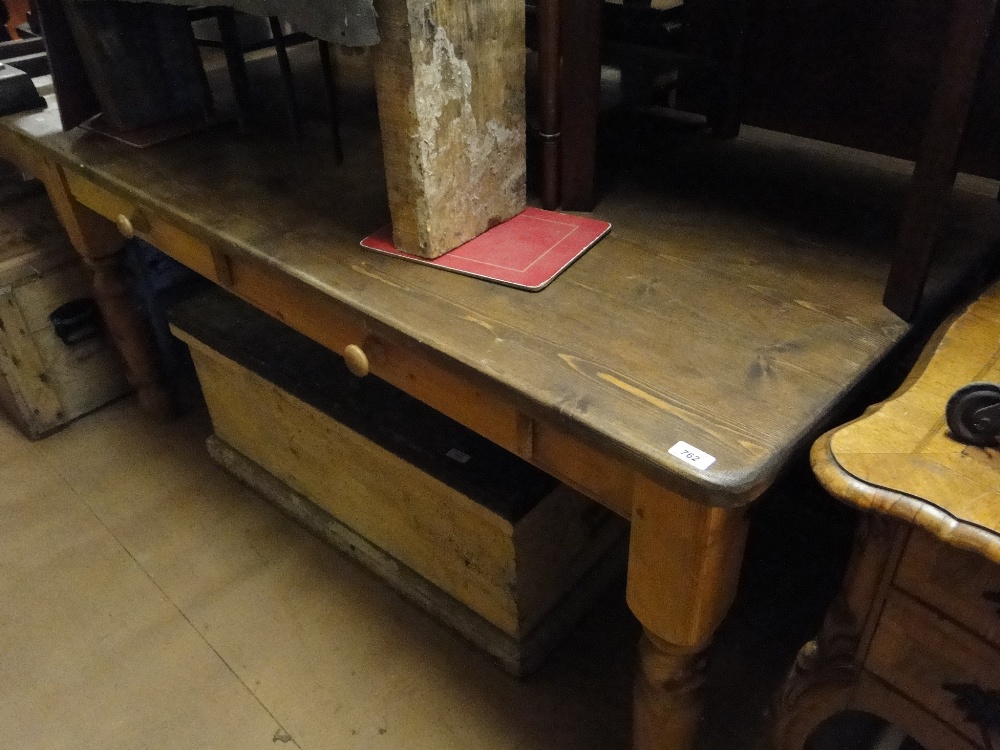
[190,7,343,162]
[539,0,745,210]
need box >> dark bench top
[4,90,998,507]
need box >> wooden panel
[0,287,64,435]
[64,170,137,226]
[852,674,980,750]
[207,434,625,676]
[11,263,128,423]
[532,422,634,518]
[0,260,129,439]
[896,528,1000,648]
[144,218,219,283]
[0,191,75,278]
[512,485,627,634]
[6,88,996,506]
[827,280,1000,564]
[627,476,749,647]
[227,257,525,455]
[62,0,210,131]
[67,172,220,281]
[181,332,523,635]
[182,331,623,639]
[369,0,526,258]
[866,590,1000,748]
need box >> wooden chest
[0,190,128,439]
[169,289,627,675]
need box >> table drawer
[895,528,1000,647]
[66,169,530,462]
[228,260,527,458]
[866,590,1000,749]
[65,169,134,225]
[65,171,222,283]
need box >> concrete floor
[0,394,871,750]
[0,398,640,750]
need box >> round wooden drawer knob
[343,344,370,377]
[116,212,138,239]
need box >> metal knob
[946,382,1000,447]
[343,344,370,377]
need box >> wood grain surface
[2,90,997,506]
[816,280,1000,562]
[370,0,525,257]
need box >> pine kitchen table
[2,96,998,749]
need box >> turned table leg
[32,159,172,418]
[627,476,750,750]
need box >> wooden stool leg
[559,0,602,211]
[216,7,252,133]
[317,39,344,164]
[268,16,304,141]
[538,0,560,209]
[626,477,750,750]
[882,0,998,320]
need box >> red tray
[361,207,611,291]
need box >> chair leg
[559,0,601,211]
[538,0,560,209]
[268,16,303,141]
[882,0,998,320]
[317,39,343,164]
[686,0,745,139]
[216,7,252,133]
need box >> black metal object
[199,9,341,152]
[944,682,1000,750]
[267,16,303,141]
[49,298,102,345]
[0,37,45,60]
[317,39,343,164]
[946,381,1000,447]
[984,589,1000,617]
[0,61,44,116]
[4,50,48,77]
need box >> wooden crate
[170,290,627,675]
[0,191,128,439]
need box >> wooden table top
[814,280,1000,564]
[3,89,998,507]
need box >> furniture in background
[774,280,1000,750]
[3,79,998,747]
[38,0,525,260]
[557,0,999,321]
[62,0,213,132]
[188,7,343,159]
[552,0,744,212]
[0,178,127,438]
[170,287,628,675]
